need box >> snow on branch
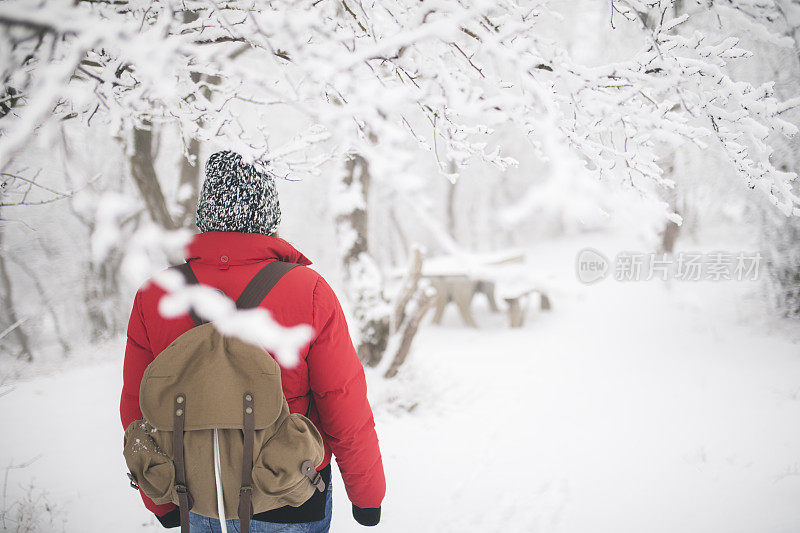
[1,0,798,215]
[0,169,73,207]
[155,268,313,367]
[90,194,313,366]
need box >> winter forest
[1,0,800,531]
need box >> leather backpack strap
[235,262,298,531]
[235,261,300,310]
[171,260,298,324]
[171,262,205,327]
[239,393,255,533]
[173,394,191,533]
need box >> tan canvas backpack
[123,261,325,533]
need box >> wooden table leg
[477,281,500,312]
[453,281,478,328]
[505,297,525,328]
[430,280,449,325]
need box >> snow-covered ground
[1,235,799,533]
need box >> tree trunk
[178,136,201,228]
[758,7,800,317]
[336,154,435,373]
[763,191,800,317]
[446,182,457,240]
[7,254,70,356]
[658,152,681,254]
[83,255,125,341]
[392,247,423,330]
[0,221,32,362]
[336,155,391,367]
[60,126,125,341]
[445,160,458,240]
[340,155,370,264]
[130,122,176,229]
[175,48,216,229]
[384,289,436,378]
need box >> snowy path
[370,280,800,533]
[2,250,800,532]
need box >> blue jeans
[188,483,332,533]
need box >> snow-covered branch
[1,0,796,215]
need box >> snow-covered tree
[1,0,799,364]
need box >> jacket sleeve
[120,289,178,520]
[306,275,386,509]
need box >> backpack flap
[139,323,285,431]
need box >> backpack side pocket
[251,414,325,510]
[123,420,176,505]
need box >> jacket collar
[185,232,312,266]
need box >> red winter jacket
[120,231,386,519]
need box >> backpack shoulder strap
[170,262,205,326]
[236,261,301,310]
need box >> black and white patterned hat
[196,150,281,236]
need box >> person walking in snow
[121,150,385,532]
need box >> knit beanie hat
[196,150,281,235]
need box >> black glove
[352,504,381,526]
[156,508,181,528]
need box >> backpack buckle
[300,460,326,492]
[312,473,325,492]
[174,484,195,510]
[239,485,252,495]
[127,472,139,490]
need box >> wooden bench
[424,252,552,328]
[501,287,551,328]
[389,249,551,328]
[427,275,480,328]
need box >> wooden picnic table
[418,250,551,328]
